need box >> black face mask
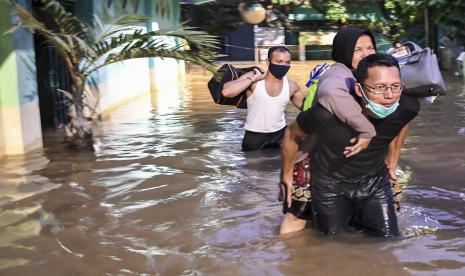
[268,63,290,79]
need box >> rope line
[220,42,392,53]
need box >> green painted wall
[0,2,20,108]
[0,0,42,157]
[1,0,38,107]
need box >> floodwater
[1,61,465,275]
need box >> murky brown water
[1,62,465,275]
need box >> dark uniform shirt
[296,95,420,181]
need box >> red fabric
[293,157,311,188]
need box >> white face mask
[358,84,399,119]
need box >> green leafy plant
[6,0,221,149]
[376,0,465,45]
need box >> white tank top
[245,77,290,133]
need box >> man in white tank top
[222,46,305,151]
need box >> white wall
[97,58,151,114]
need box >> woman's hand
[344,137,371,157]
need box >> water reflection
[0,63,464,274]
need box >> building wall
[95,57,152,115]
[0,0,42,158]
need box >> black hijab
[332,27,377,69]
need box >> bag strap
[403,41,422,52]
[302,63,331,111]
[305,62,331,87]
[226,64,238,80]
[302,79,319,111]
[397,48,430,66]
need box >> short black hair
[267,46,291,60]
[355,53,400,83]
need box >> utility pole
[424,7,437,53]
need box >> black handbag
[207,64,262,109]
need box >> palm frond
[163,26,222,50]
[7,2,69,55]
[85,43,222,77]
[8,1,97,74]
[96,14,150,41]
[38,31,72,58]
[92,29,146,59]
[91,27,221,62]
[57,33,98,69]
[5,2,48,34]
[72,35,97,59]
[8,1,222,82]
[35,0,94,44]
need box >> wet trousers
[311,172,400,237]
[242,127,286,151]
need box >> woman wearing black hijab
[318,27,378,156]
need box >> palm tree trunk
[63,79,94,150]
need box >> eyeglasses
[361,83,405,94]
